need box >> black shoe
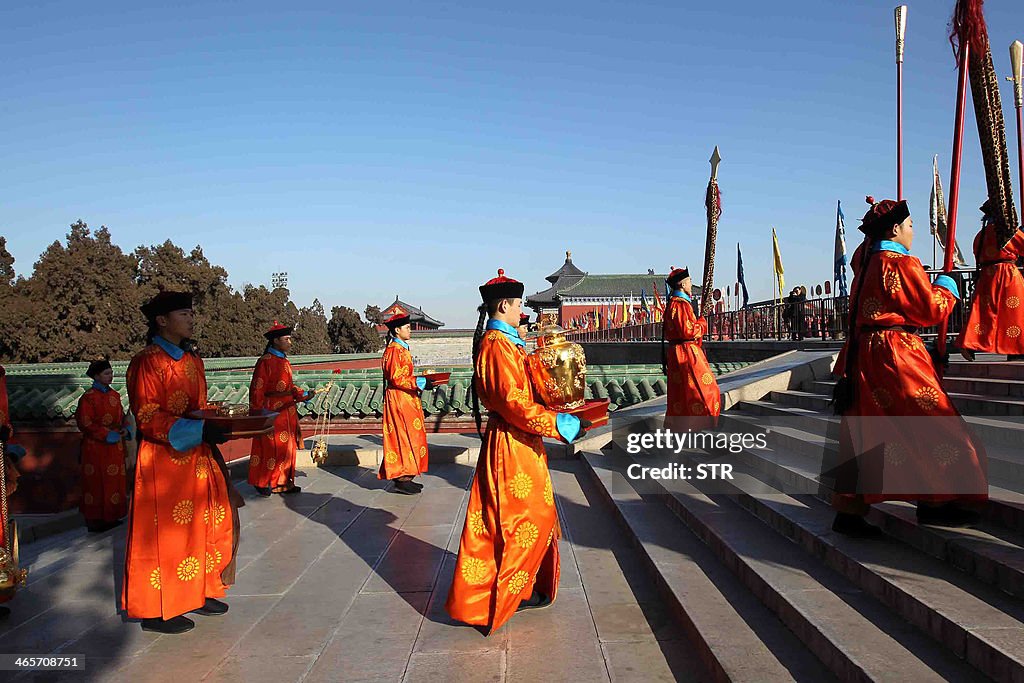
[407,479,424,490]
[141,615,195,634]
[254,486,272,497]
[1008,355,1024,362]
[393,480,420,495]
[831,513,883,538]
[516,590,552,612]
[917,503,980,528]
[278,485,302,495]
[0,605,10,620]
[87,519,123,533]
[190,598,229,616]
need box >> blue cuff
[556,413,582,442]
[416,377,427,390]
[168,418,204,452]
[105,430,121,444]
[932,275,960,299]
[6,444,26,461]
[123,425,133,441]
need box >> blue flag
[834,200,848,297]
[736,243,750,308]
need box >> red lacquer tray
[565,398,610,427]
[187,409,278,439]
[421,372,452,386]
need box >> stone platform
[0,460,701,682]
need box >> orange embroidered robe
[446,328,572,633]
[831,244,987,503]
[379,341,428,480]
[123,342,236,619]
[664,294,721,426]
[75,386,128,522]
[248,352,306,488]
[0,365,18,605]
[957,224,1024,354]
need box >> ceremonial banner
[736,243,750,308]
[772,227,785,296]
[930,155,967,266]
[834,201,849,297]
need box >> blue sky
[2,1,1021,326]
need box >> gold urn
[526,313,587,411]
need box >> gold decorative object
[526,313,587,410]
[216,403,249,417]
[0,441,28,597]
[310,381,335,466]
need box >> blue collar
[153,335,185,361]
[486,319,526,348]
[671,289,691,302]
[391,338,410,350]
[92,380,110,393]
[268,347,287,359]
[872,240,910,256]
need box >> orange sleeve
[384,347,419,391]
[128,355,178,444]
[75,392,110,441]
[249,357,268,410]
[479,337,562,439]
[1006,229,1024,257]
[888,257,957,327]
[194,356,209,410]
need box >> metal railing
[565,268,989,343]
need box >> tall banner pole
[1010,40,1023,211]
[700,147,723,319]
[896,6,908,200]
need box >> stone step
[947,360,1024,381]
[620,441,1024,682]
[582,450,834,683]
[710,412,1024,599]
[731,401,1024,485]
[771,389,1024,443]
[943,376,1024,399]
[589,447,987,682]
[720,410,1024,529]
[801,380,1024,418]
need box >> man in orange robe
[957,199,1024,361]
[663,267,721,429]
[123,291,237,634]
[248,322,314,496]
[379,313,432,494]
[829,197,987,537]
[1,363,25,619]
[75,359,130,532]
[446,270,588,634]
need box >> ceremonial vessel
[526,313,609,426]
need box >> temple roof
[380,296,445,328]
[544,250,585,284]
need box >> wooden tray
[565,398,610,427]
[421,372,452,386]
[187,409,278,439]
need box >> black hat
[859,196,910,238]
[666,266,690,288]
[86,359,111,379]
[384,313,411,330]
[140,291,193,321]
[479,269,525,303]
[264,321,294,340]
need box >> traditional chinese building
[526,251,701,327]
[376,296,445,332]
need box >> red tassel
[865,195,875,206]
[950,0,988,62]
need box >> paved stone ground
[1,460,703,682]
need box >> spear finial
[709,146,722,181]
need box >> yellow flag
[772,226,785,295]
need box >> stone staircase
[578,354,1024,682]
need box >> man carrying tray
[248,321,315,496]
[122,291,240,634]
